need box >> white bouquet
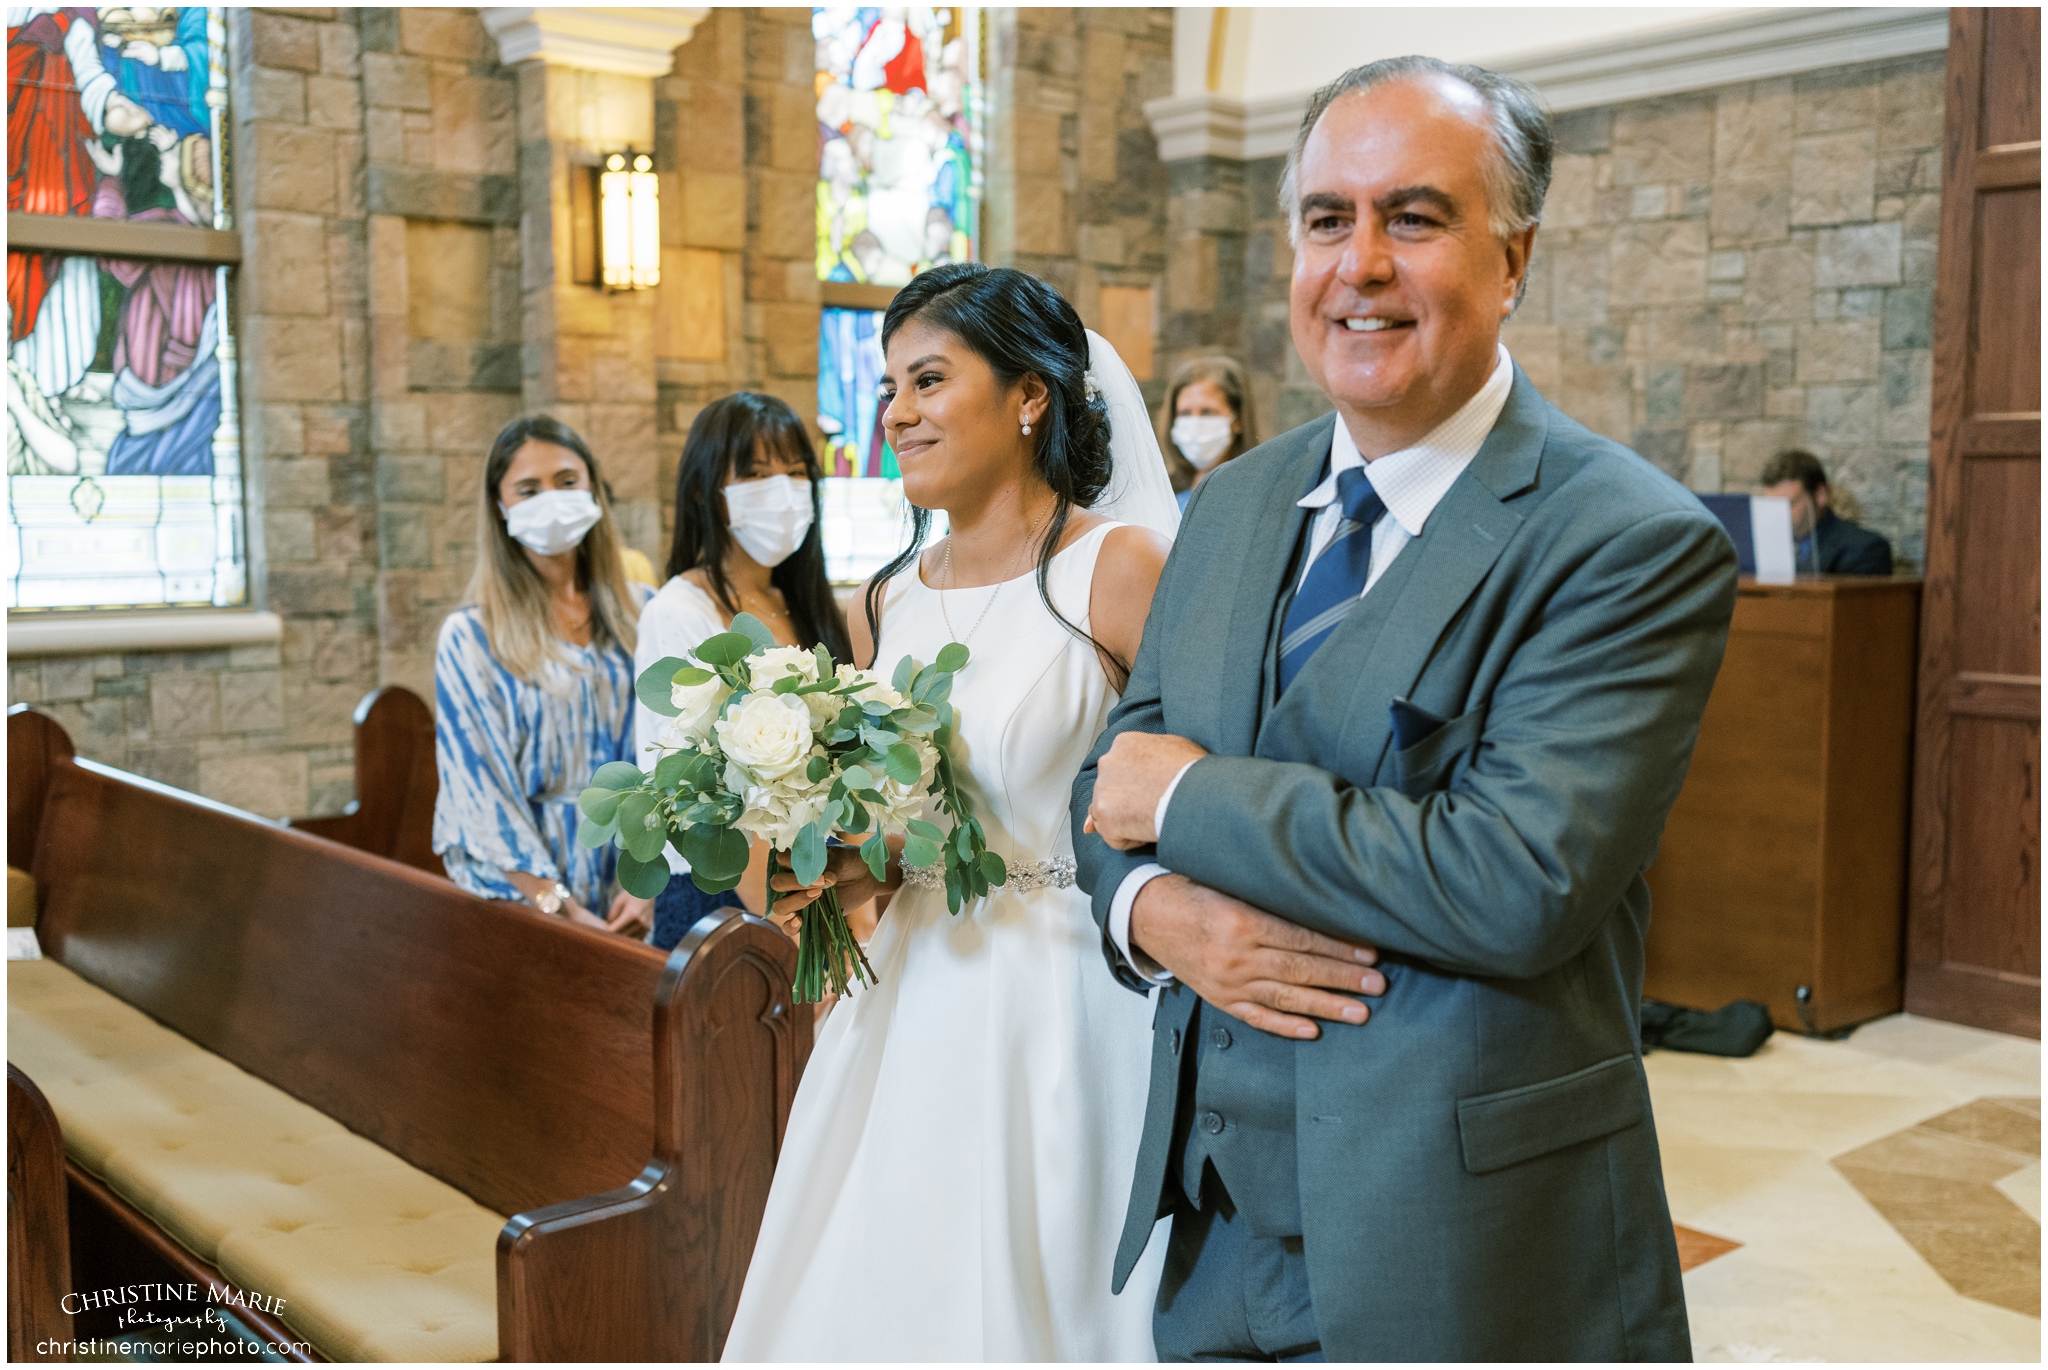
[578,614,1005,1002]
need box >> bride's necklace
[938,508,1049,646]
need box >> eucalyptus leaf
[615,847,672,899]
[653,751,688,791]
[841,765,873,792]
[695,632,755,667]
[892,708,939,733]
[884,743,922,785]
[979,851,1008,885]
[841,801,871,834]
[578,786,625,823]
[956,824,976,860]
[860,831,890,882]
[923,673,954,706]
[635,657,689,717]
[689,867,743,896]
[792,821,827,886]
[591,761,646,792]
[814,644,836,680]
[729,611,778,653]
[935,642,969,673]
[680,823,750,881]
[860,697,893,716]
[672,665,714,686]
[806,755,831,784]
[902,834,939,869]
[576,815,616,848]
[905,818,942,840]
[891,655,917,694]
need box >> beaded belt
[899,855,1077,894]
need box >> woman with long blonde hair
[432,414,653,934]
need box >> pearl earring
[1021,419,1032,435]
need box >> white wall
[1180,6,1740,101]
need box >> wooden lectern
[1644,577,1921,1034]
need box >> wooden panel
[1942,716,2042,976]
[6,706,73,877]
[8,1068,72,1362]
[1981,6,2041,147]
[1969,189,2042,414]
[1907,8,2041,1037]
[1954,456,2042,676]
[1095,285,1157,381]
[1647,580,1921,1033]
[30,760,665,1221]
[657,247,727,363]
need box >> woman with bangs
[625,391,853,951]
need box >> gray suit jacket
[1072,369,1735,1361]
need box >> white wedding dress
[720,521,1168,1362]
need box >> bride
[719,262,1181,1362]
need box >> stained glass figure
[814,6,982,287]
[5,7,244,611]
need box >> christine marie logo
[61,1279,289,1327]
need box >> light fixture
[599,150,660,291]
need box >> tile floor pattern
[1649,1013,2042,1363]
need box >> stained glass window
[5,7,245,612]
[814,5,980,582]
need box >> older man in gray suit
[1074,56,1736,1361]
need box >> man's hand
[1085,731,1208,850]
[1130,874,1384,1039]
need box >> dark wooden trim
[1904,961,2043,1037]
[820,280,898,311]
[6,212,241,265]
[1959,414,2043,455]
[64,1164,319,1362]
[8,1067,73,1363]
[1948,673,2043,720]
[1976,140,2043,190]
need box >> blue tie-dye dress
[430,591,651,909]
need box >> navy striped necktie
[1277,466,1386,694]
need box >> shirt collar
[1299,344,1515,538]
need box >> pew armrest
[496,909,809,1362]
[8,1066,74,1362]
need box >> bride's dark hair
[864,262,1126,681]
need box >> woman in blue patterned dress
[432,414,653,934]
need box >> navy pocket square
[1389,697,1449,751]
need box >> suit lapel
[1211,415,1333,755]
[1258,369,1551,773]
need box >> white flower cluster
[657,646,939,850]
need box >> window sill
[7,610,283,657]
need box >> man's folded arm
[1157,508,1738,980]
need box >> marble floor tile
[1651,1014,2042,1362]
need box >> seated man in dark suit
[1760,448,1894,575]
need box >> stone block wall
[1504,54,1943,567]
[1162,53,1944,568]
[988,8,1174,397]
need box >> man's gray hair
[1280,56,1554,245]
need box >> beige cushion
[8,960,503,1362]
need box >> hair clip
[1083,373,1102,400]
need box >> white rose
[835,664,908,714]
[716,692,817,782]
[751,646,820,688]
[666,669,732,747]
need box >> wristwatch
[532,881,573,917]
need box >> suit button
[1202,1111,1225,1135]
[1169,1029,1182,1054]
[1210,1026,1232,1051]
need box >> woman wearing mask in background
[1159,355,1256,512]
[433,414,653,935]
[621,392,854,951]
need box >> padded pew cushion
[8,959,504,1362]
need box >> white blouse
[632,576,731,874]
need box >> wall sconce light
[599,150,660,291]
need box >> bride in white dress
[719,264,1182,1362]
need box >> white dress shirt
[1106,346,1515,981]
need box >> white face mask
[501,488,603,557]
[1171,414,1235,471]
[724,474,815,568]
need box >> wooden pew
[288,686,442,876]
[8,1066,73,1362]
[5,706,809,1361]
